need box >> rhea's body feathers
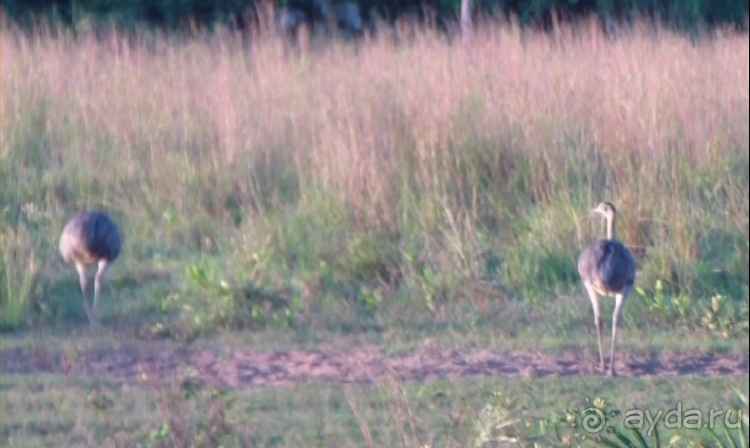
[578,238,636,296]
[60,211,121,265]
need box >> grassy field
[2,372,748,447]
[1,14,749,447]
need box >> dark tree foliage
[1,0,747,32]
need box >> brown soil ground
[2,346,748,387]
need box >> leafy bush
[157,259,306,339]
[637,280,750,339]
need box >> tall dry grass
[1,17,748,325]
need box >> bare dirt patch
[2,346,747,388]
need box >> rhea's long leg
[75,263,93,323]
[92,259,112,322]
[608,288,630,377]
[585,283,605,372]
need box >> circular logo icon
[570,397,618,442]
[580,406,606,434]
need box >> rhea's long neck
[606,214,617,240]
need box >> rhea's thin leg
[608,290,629,377]
[76,263,92,322]
[585,283,605,371]
[93,259,111,321]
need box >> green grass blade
[652,424,661,448]
[630,426,650,448]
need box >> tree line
[2,0,748,35]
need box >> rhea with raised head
[578,202,636,376]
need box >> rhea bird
[59,211,121,324]
[577,202,636,376]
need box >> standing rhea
[578,202,636,376]
[59,211,121,324]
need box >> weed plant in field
[0,220,39,330]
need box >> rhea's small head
[592,202,617,220]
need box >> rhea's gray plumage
[578,239,636,296]
[60,211,121,324]
[578,202,636,376]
